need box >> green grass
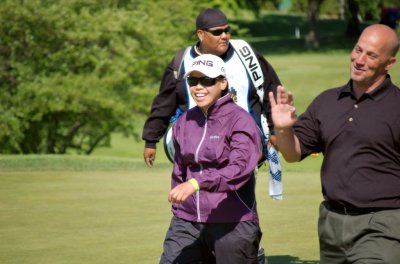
[0,155,322,264]
[268,52,350,114]
[0,161,170,264]
[1,12,400,264]
[2,65,399,264]
[3,48,394,264]
[234,12,363,55]
[92,51,399,158]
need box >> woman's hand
[168,182,196,204]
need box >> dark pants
[318,202,400,264]
[160,216,262,264]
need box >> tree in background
[0,0,198,154]
[0,0,262,154]
[305,0,324,48]
[1,0,389,154]
[346,0,361,36]
[291,0,390,48]
[345,0,397,36]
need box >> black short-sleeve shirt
[294,76,400,209]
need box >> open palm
[268,85,297,130]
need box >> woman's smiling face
[188,71,227,113]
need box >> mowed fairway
[1,51,399,264]
[0,156,322,264]
[0,158,172,264]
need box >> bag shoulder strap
[230,39,270,140]
[230,39,264,92]
[173,46,191,80]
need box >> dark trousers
[318,202,400,264]
[160,216,262,264]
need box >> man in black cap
[143,7,281,166]
[143,8,281,263]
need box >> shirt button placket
[349,104,358,122]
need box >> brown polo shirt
[294,76,400,209]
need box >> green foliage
[0,0,199,154]
[289,0,308,13]
[353,0,381,21]
[1,0,390,155]
[290,0,342,16]
[0,0,262,154]
[289,0,384,20]
[320,0,340,17]
[192,0,278,16]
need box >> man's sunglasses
[203,26,231,36]
[187,76,224,87]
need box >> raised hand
[268,85,297,131]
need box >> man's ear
[196,30,204,42]
[385,56,397,71]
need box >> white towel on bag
[267,144,282,200]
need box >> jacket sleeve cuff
[188,178,200,191]
[145,141,157,148]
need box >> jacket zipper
[194,112,207,222]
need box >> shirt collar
[338,75,393,101]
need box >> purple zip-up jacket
[171,95,261,223]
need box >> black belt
[324,202,390,216]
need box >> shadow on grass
[233,13,369,54]
[266,255,319,264]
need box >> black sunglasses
[204,26,231,36]
[187,76,223,87]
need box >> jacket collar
[198,94,233,118]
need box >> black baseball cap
[196,8,228,30]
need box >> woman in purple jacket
[160,54,262,264]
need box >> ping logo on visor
[192,60,214,67]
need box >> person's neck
[353,75,386,99]
[196,43,226,56]
[200,107,208,116]
[196,42,230,59]
[194,45,203,55]
[197,43,212,55]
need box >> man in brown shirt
[269,24,400,263]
